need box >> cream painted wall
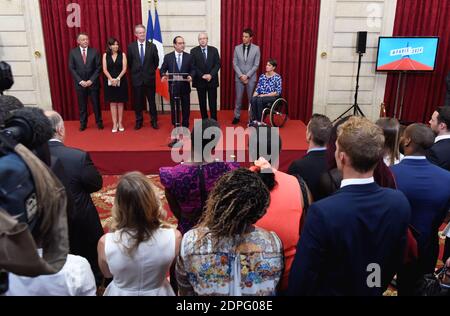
[0,0,51,109]
[313,0,398,121]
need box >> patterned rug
[91,175,177,233]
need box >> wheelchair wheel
[270,98,288,127]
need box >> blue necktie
[202,48,207,61]
[177,54,182,70]
[140,44,144,65]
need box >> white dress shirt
[137,40,146,56]
[176,52,183,68]
[402,156,427,160]
[201,46,208,60]
[79,46,88,56]
[6,253,96,296]
[78,47,89,85]
[435,134,450,143]
[340,177,375,188]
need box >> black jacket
[68,47,101,91]
[127,41,159,87]
[190,45,220,89]
[48,140,103,273]
[427,139,450,171]
[160,51,195,96]
[288,150,328,201]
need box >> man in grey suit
[232,28,260,124]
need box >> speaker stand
[333,52,365,123]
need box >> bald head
[198,32,208,48]
[44,110,65,141]
[402,123,435,155]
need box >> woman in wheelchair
[249,59,282,126]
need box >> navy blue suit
[288,182,410,296]
[160,52,195,128]
[391,158,450,273]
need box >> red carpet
[64,110,308,175]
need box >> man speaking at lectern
[161,36,195,129]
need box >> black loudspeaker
[356,31,367,54]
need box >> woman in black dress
[103,37,128,132]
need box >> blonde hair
[111,172,171,256]
[337,116,384,173]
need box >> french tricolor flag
[146,9,169,101]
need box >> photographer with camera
[0,61,14,95]
[0,100,96,295]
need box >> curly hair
[198,168,270,240]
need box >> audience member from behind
[376,117,403,166]
[391,124,450,294]
[45,110,104,285]
[288,116,411,296]
[98,172,181,296]
[428,106,450,171]
[288,114,332,201]
[160,119,239,235]
[248,125,311,292]
[176,168,284,296]
[6,249,96,296]
[318,116,396,199]
[428,107,450,266]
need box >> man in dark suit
[161,36,195,129]
[391,123,450,294]
[428,106,450,266]
[190,33,220,121]
[288,117,410,296]
[428,106,450,171]
[288,114,332,201]
[68,33,103,131]
[127,24,160,130]
[45,110,104,284]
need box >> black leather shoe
[79,125,86,131]
[232,117,240,125]
[151,120,159,130]
[134,122,142,130]
[97,122,104,130]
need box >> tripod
[333,52,365,122]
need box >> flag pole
[154,0,165,114]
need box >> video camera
[0,106,69,294]
[0,61,14,94]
